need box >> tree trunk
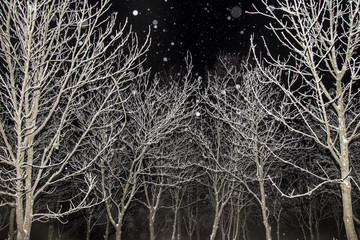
[259,180,272,240]
[338,95,358,240]
[276,219,280,240]
[241,210,248,240]
[171,208,178,240]
[103,217,110,240]
[196,220,201,240]
[210,204,221,240]
[315,221,320,240]
[177,210,182,240]
[309,204,314,240]
[300,223,307,240]
[232,204,241,240]
[15,194,33,240]
[86,209,92,240]
[115,225,122,240]
[48,219,55,240]
[341,173,357,240]
[196,194,200,240]
[149,210,156,240]
[220,216,226,240]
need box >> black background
[110,0,277,74]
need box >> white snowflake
[128,71,136,78]
[132,10,139,16]
[230,6,242,18]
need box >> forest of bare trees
[0,0,360,240]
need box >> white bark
[0,1,150,239]
[98,56,199,240]
[201,55,287,240]
[250,1,360,239]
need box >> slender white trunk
[48,219,55,240]
[177,210,181,240]
[15,191,33,240]
[171,208,178,240]
[115,224,122,240]
[149,210,156,240]
[338,108,358,240]
[341,169,357,240]
[86,209,92,240]
[103,217,110,240]
[309,203,314,240]
[210,214,220,240]
[259,179,272,240]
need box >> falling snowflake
[128,71,136,78]
[163,57,168,62]
[132,10,139,16]
[195,111,201,117]
[230,6,242,18]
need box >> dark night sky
[110,0,277,74]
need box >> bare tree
[98,58,199,240]
[219,185,250,240]
[0,0,150,239]
[142,126,201,240]
[202,54,290,240]
[182,184,202,240]
[249,0,360,239]
[141,155,166,240]
[192,116,240,240]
